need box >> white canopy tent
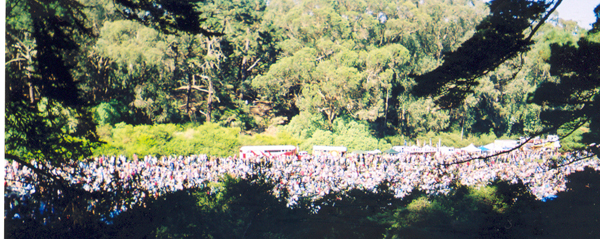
[461,144,481,153]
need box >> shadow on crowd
[5,165,600,239]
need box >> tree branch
[4,153,68,190]
[5,57,27,65]
[441,125,563,166]
[525,0,563,42]
[174,85,210,93]
[556,151,597,168]
[247,58,262,71]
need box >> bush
[281,115,392,152]
[239,129,302,147]
[386,131,500,149]
[559,126,588,152]
[93,99,128,126]
[94,123,241,157]
[386,182,535,239]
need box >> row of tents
[346,136,561,155]
[240,136,562,158]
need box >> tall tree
[411,0,562,108]
[5,0,220,232]
[409,0,599,156]
[113,0,223,37]
[6,0,99,165]
[530,16,600,155]
[254,0,419,126]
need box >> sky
[555,0,599,29]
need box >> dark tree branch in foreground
[413,0,599,166]
[5,153,68,189]
[114,0,224,36]
[411,0,562,108]
[440,117,594,167]
[440,125,558,166]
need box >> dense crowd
[5,149,600,215]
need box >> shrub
[93,99,128,126]
[94,123,241,157]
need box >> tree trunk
[206,78,213,123]
[29,82,35,104]
[186,74,192,114]
[385,87,389,125]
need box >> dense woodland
[6,0,600,157]
[5,0,600,238]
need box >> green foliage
[94,122,309,157]
[10,0,593,152]
[9,0,596,159]
[217,105,259,131]
[398,97,452,137]
[412,0,553,108]
[558,126,589,152]
[6,98,99,163]
[96,20,168,69]
[5,0,102,164]
[281,114,391,151]
[112,0,223,36]
[530,28,600,153]
[94,122,241,157]
[281,112,328,140]
[101,175,299,239]
[254,0,440,126]
[174,123,241,156]
[331,117,392,151]
[239,130,302,147]
[93,20,187,124]
[93,99,129,126]
[292,182,404,239]
[386,181,538,239]
[52,0,596,146]
[300,129,334,151]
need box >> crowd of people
[5,148,600,216]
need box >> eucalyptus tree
[409,10,583,139]
[6,0,100,166]
[92,0,269,124]
[530,22,600,155]
[411,0,563,108]
[194,0,280,125]
[254,0,420,126]
[409,0,600,158]
[469,18,584,137]
[5,0,220,234]
[94,20,185,123]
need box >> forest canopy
[5,0,600,238]
[5,0,599,158]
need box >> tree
[253,0,418,126]
[529,21,600,154]
[112,0,223,37]
[5,0,220,233]
[410,0,599,157]
[411,0,562,108]
[251,0,493,139]
[170,0,280,125]
[6,0,100,166]
[170,34,224,123]
[385,181,540,239]
[294,182,403,239]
